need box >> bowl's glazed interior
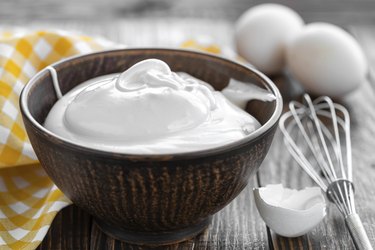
[20,49,282,245]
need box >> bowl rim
[20,48,283,161]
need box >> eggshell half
[253,184,326,237]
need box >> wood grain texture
[3,13,373,250]
[37,205,92,250]
[2,0,375,25]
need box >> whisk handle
[345,213,373,250]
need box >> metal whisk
[279,94,373,250]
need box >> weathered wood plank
[36,205,92,250]
[2,0,375,25]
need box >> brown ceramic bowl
[20,48,282,246]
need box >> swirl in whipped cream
[44,59,270,154]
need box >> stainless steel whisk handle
[345,213,373,250]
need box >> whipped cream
[44,59,271,154]
[222,78,276,109]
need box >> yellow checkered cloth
[0,29,118,250]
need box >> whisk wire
[305,96,340,181]
[280,112,328,190]
[315,97,348,181]
[289,100,335,185]
[307,117,338,183]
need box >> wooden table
[2,2,375,248]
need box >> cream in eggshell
[44,59,275,154]
[254,184,326,238]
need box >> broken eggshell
[253,184,326,237]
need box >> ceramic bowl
[20,48,282,245]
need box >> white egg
[235,4,304,75]
[253,184,326,238]
[286,23,368,97]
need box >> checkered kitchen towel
[0,29,118,250]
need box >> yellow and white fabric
[0,29,117,250]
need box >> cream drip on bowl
[44,59,274,154]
